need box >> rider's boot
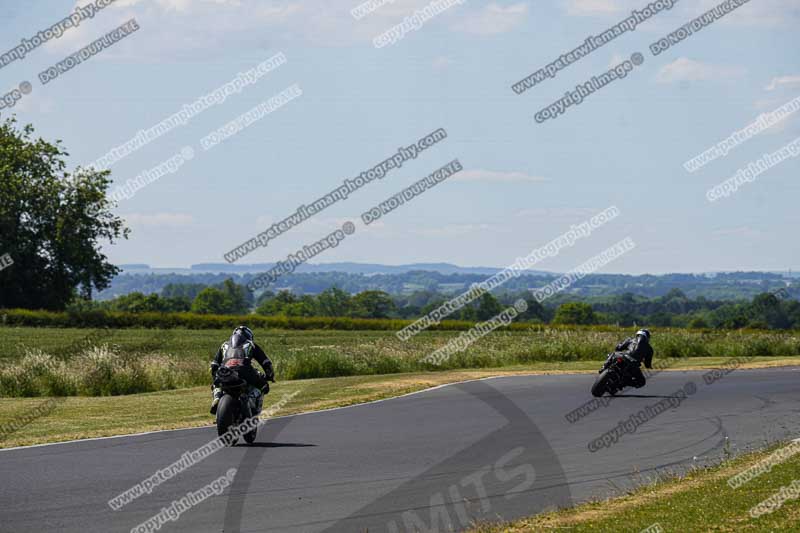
[210,387,223,415]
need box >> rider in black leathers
[210,326,275,414]
[613,329,653,388]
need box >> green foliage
[3,325,799,397]
[553,302,597,325]
[688,316,709,329]
[189,278,250,315]
[0,345,205,397]
[0,118,129,309]
[255,288,396,319]
[476,293,503,320]
[351,290,396,318]
[316,287,353,317]
[517,296,549,323]
[190,288,230,315]
[255,291,317,317]
[105,292,190,313]
[161,283,207,302]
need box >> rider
[210,326,275,415]
[614,329,653,388]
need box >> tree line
[71,281,800,330]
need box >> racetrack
[1,367,799,532]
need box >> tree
[0,118,128,309]
[108,292,161,312]
[351,290,395,318]
[255,290,295,315]
[284,295,317,317]
[190,287,232,314]
[476,293,503,321]
[255,290,276,306]
[189,279,251,315]
[748,293,790,329]
[316,287,352,317]
[518,295,547,322]
[104,292,190,312]
[688,316,709,329]
[161,283,207,302]
[649,311,673,327]
[553,302,597,325]
[709,303,749,329]
[217,278,251,314]
[255,290,316,316]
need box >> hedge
[0,308,638,332]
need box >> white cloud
[656,58,746,84]
[764,75,800,92]
[753,95,800,135]
[124,213,195,227]
[452,3,528,35]
[564,0,622,16]
[453,169,548,183]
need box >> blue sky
[1,0,798,274]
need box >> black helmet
[636,329,651,341]
[230,326,254,348]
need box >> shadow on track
[320,379,572,533]
[612,394,686,398]
[235,441,316,448]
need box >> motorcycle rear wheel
[243,419,258,444]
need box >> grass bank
[1,327,799,397]
[472,441,800,532]
[1,358,798,448]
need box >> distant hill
[99,264,796,302]
[121,262,530,276]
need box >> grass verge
[0,357,797,449]
[471,441,800,532]
[2,326,800,397]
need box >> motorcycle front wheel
[216,395,239,445]
[591,370,611,397]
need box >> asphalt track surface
[2,367,799,532]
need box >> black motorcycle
[591,352,637,397]
[213,365,260,445]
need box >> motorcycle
[590,352,638,397]
[212,364,263,445]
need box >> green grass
[1,359,799,448]
[1,326,799,397]
[471,442,800,532]
[0,368,562,447]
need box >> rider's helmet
[636,328,651,342]
[230,325,254,348]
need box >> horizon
[116,260,799,277]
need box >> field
[1,326,799,397]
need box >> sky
[1,0,798,275]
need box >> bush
[0,345,206,397]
